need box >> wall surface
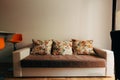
[0,0,112,62]
[116,0,120,30]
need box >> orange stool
[8,34,22,50]
[0,38,5,50]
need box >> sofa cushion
[52,40,73,55]
[72,39,95,55]
[31,39,53,55]
[21,55,105,68]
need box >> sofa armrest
[94,47,107,59]
[13,47,30,60]
[94,47,114,76]
[13,47,30,77]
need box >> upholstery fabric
[21,55,106,68]
[31,39,53,55]
[52,40,73,55]
[72,39,95,55]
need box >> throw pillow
[72,39,95,55]
[52,40,73,55]
[31,39,53,55]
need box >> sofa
[13,39,114,77]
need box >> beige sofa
[13,47,114,77]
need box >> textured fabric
[31,39,53,55]
[72,39,95,55]
[52,40,73,55]
[21,55,106,68]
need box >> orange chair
[9,34,22,50]
[0,38,5,50]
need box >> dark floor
[0,63,13,79]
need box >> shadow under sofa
[13,47,114,77]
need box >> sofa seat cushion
[21,55,106,68]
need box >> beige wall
[116,0,120,30]
[0,0,112,49]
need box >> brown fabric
[21,55,106,68]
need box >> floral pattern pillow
[72,39,95,55]
[52,40,73,55]
[31,39,53,55]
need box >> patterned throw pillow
[52,40,73,55]
[72,39,95,55]
[31,39,53,55]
